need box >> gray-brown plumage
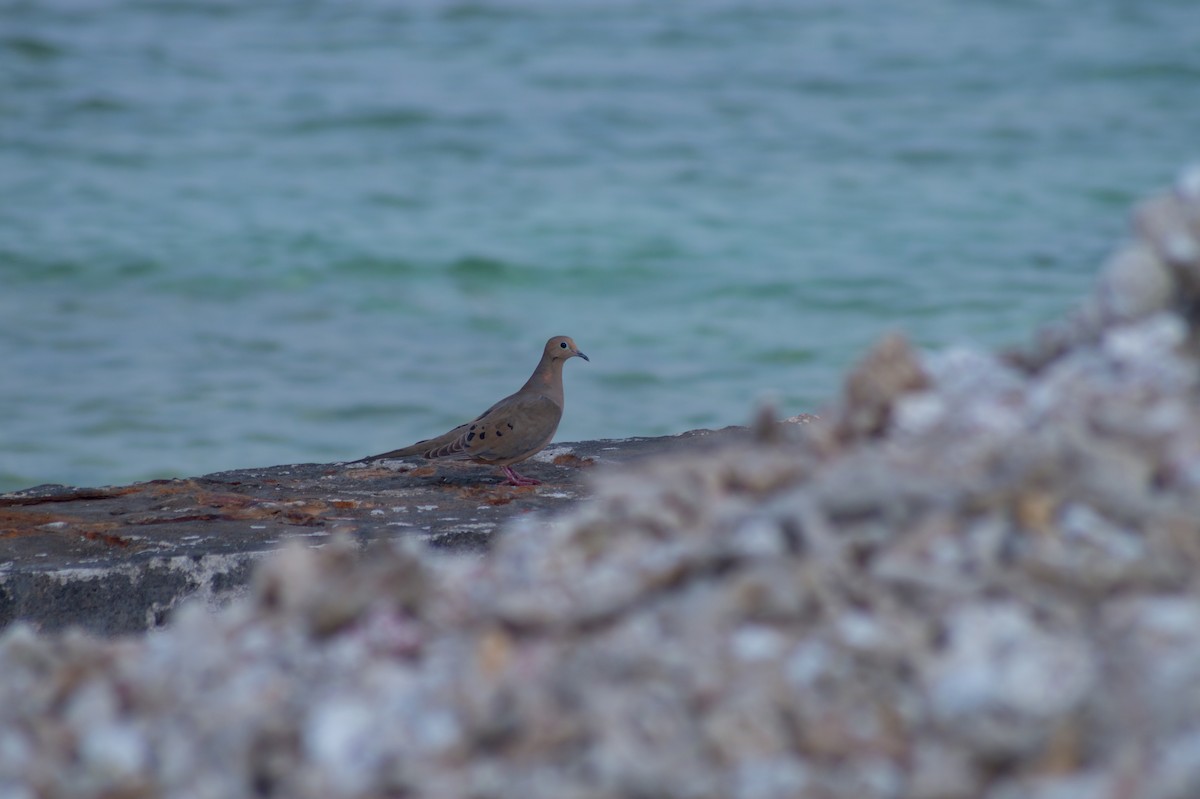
[358,336,589,486]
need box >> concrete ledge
[0,427,764,634]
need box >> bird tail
[352,442,429,463]
[353,424,468,464]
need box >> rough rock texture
[4,172,1200,798]
[0,430,764,634]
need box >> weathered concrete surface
[0,427,767,634]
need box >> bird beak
[576,349,590,362]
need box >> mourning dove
[357,336,589,486]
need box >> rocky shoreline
[3,172,1200,798]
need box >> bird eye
[560,341,568,348]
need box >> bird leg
[501,465,542,487]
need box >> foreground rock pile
[4,172,1200,798]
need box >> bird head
[546,336,589,362]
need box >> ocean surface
[2,0,1198,492]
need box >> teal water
[2,0,1198,491]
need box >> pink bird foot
[501,465,541,486]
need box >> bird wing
[426,393,563,466]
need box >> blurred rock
[835,332,929,442]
